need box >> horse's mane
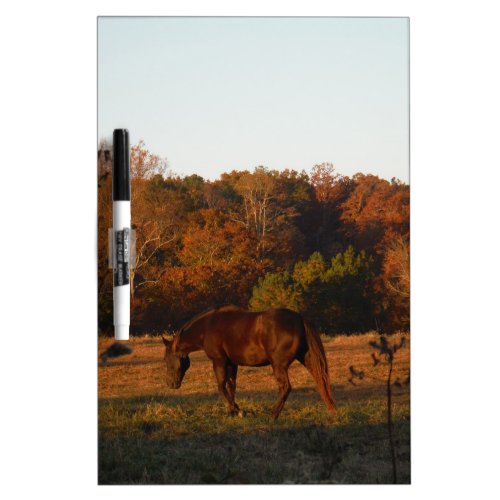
[173,305,242,348]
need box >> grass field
[98,332,410,484]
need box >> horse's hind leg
[212,360,241,416]
[271,364,291,419]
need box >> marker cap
[115,325,129,341]
[113,129,130,201]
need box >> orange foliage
[98,144,409,334]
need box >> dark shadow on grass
[98,385,410,485]
[98,417,410,485]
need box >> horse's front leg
[227,363,242,417]
[212,360,241,416]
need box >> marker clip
[108,228,136,270]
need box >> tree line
[98,142,409,335]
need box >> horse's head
[162,335,190,389]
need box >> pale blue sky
[98,17,409,183]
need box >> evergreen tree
[249,272,302,312]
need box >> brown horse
[162,306,337,419]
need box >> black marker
[112,129,131,340]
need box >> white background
[1,1,499,499]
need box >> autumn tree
[234,167,275,248]
[232,167,305,266]
[382,235,410,330]
[130,175,182,299]
[203,179,238,211]
[178,209,264,309]
[127,142,178,300]
[310,162,341,202]
[141,212,265,332]
[335,174,409,331]
[130,140,168,178]
[310,163,355,255]
[339,173,409,256]
[272,169,314,264]
[383,235,410,299]
[176,174,206,212]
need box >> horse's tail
[302,318,337,414]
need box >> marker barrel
[112,129,131,341]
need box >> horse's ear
[162,336,172,348]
